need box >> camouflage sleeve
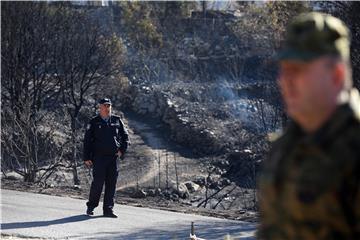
[257,181,282,239]
[354,162,360,237]
[346,134,360,237]
[356,184,360,237]
[257,142,287,240]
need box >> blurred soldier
[83,98,129,218]
[258,12,360,239]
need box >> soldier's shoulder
[259,134,287,179]
[342,115,360,149]
[340,93,360,141]
[270,128,296,152]
[342,88,360,131]
[270,135,286,151]
[265,125,300,168]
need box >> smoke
[212,77,280,134]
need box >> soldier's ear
[333,62,346,90]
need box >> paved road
[1,189,256,239]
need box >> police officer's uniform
[83,98,129,216]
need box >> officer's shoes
[86,208,94,216]
[103,211,117,218]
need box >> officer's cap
[98,98,112,105]
[278,12,350,62]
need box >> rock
[170,181,189,199]
[219,178,231,187]
[190,196,203,203]
[131,189,147,198]
[244,149,252,154]
[147,189,156,197]
[219,160,230,168]
[193,176,206,187]
[170,193,179,201]
[3,171,23,181]
[5,175,20,181]
[209,181,221,190]
[155,188,162,196]
[163,189,171,199]
[73,185,81,190]
[206,175,215,185]
[184,181,200,193]
[209,199,219,209]
[214,167,224,175]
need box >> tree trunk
[71,116,80,186]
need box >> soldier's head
[277,12,352,132]
[98,98,112,118]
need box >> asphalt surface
[1,189,256,239]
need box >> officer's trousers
[86,155,118,213]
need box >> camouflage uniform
[258,12,360,239]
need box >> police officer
[83,98,129,218]
[258,12,360,239]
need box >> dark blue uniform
[83,114,129,214]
